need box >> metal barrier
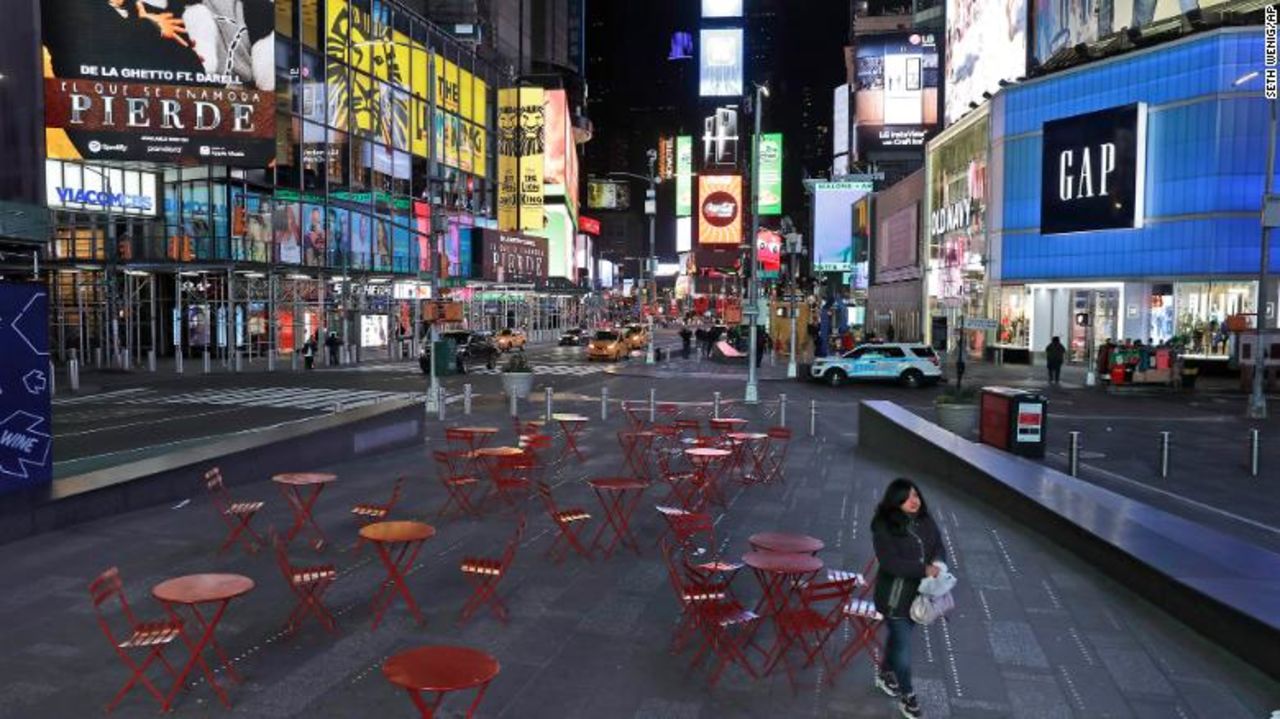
[1158,431,1171,479]
[1068,431,1081,477]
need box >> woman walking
[872,478,946,718]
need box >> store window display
[1173,281,1254,357]
[997,286,1029,348]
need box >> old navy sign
[931,199,971,237]
[1040,103,1146,235]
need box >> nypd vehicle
[810,343,943,388]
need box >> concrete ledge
[0,399,426,545]
[858,399,1280,681]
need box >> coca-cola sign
[702,192,738,227]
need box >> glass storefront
[997,285,1029,349]
[1173,281,1255,356]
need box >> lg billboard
[41,0,276,165]
[853,33,939,153]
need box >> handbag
[910,590,955,625]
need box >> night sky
[584,0,849,261]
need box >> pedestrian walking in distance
[302,335,317,370]
[1045,335,1066,384]
[325,331,342,366]
[872,478,946,719]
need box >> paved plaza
[7,382,1278,718]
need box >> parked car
[622,324,649,350]
[809,343,942,388]
[559,328,587,346]
[587,329,629,361]
[494,328,527,352]
[419,331,498,374]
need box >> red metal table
[359,521,436,629]
[626,430,657,480]
[684,447,732,509]
[725,432,770,484]
[552,413,590,461]
[272,472,337,550]
[742,550,824,673]
[748,531,826,556]
[383,645,500,718]
[451,427,499,473]
[471,446,527,509]
[152,573,255,710]
[587,477,651,558]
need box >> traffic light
[1075,312,1090,327]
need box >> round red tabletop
[272,472,337,486]
[742,551,824,574]
[552,414,589,422]
[383,645,500,692]
[473,446,525,457]
[716,418,749,427]
[749,532,825,554]
[359,520,436,544]
[727,432,769,441]
[153,573,255,605]
[452,427,499,435]
[685,447,732,459]
[588,477,650,491]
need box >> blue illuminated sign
[54,187,154,212]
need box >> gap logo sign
[0,284,52,492]
[1040,103,1147,235]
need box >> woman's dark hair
[873,478,929,533]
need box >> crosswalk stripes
[52,387,151,406]
[90,386,423,411]
[465,364,610,377]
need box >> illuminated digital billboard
[945,0,1026,125]
[853,33,940,152]
[700,29,744,97]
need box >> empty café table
[742,551,824,671]
[153,573,255,710]
[272,472,337,550]
[587,477,651,558]
[684,447,732,509]
[552,413,590,461]
[725,432,770,483]
[360,521,436,629]
[383,645,500,718]
[748,531,825,556]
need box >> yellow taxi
[494,328,527,352]
[587,329,629,361]
[622,324,649,350]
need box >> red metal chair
[350,476,406,551]
[491,454,536,508]
[433,450,481,519]
[670,546,765,688]
[535,481,593,563]
[88,567,184,713]
[518,432,554,464]
[202,467,265,555]
[769,575,858,692]
[835,559,885,677]
[658,507,743,587]
[271,531,338,635]
[763,426,792,484]
[458,515,527,625]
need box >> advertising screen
[757,133,783,216]
[702,0,744,17]
[758,228,782,277]
[587,180,631,210]
[676,216,693,253]
[1040,104,1147,235]
[477,229,549,283]
[497,87,545,231]
[361,315,389,348]
[833,85,850,174]
[945,0,1026,125]
[811,181,873,271]
[676,135,693,216]
[41,0,274,165]
[698,175,743,246]
[0,283,52,493]
[702,108,740,167]
[700,29,744,97]
[853,33,940,152]
[1033,0,1234,64]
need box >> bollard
[203,349,211,374]
[509,391,518,417]
[779,393,788,427]
[335,401,344,414]
[175,352,183,374]
[95,347,103,368]
[808,399,817,437]
[464,383,473,415]
[291,349,299,370]
[648,388,656,423]
[1068,431,1080,477]
[49,361,55,396]
[601,386,609,421]
[267,349,276,372]
[69,359,80,392]
[233,350,242,373]
[713,392,721,419]
[1250,429,1260,478]
[544,386,554,422]
[1158,431,1170,478]
[437,386,446,421]
[147,349,156,372]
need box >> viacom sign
[45,160,158,217]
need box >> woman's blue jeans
[882,618,915,695]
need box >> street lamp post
[745,83,769,404]
[606,159,660,365]
[1240,70,1274,419]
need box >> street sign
[963,318,999,330]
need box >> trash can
[433,340,456,376]
[979,386,1048,458]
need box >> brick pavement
[4,383,1277,718]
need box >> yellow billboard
[498,88,519,230]
[516,87,545,230]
